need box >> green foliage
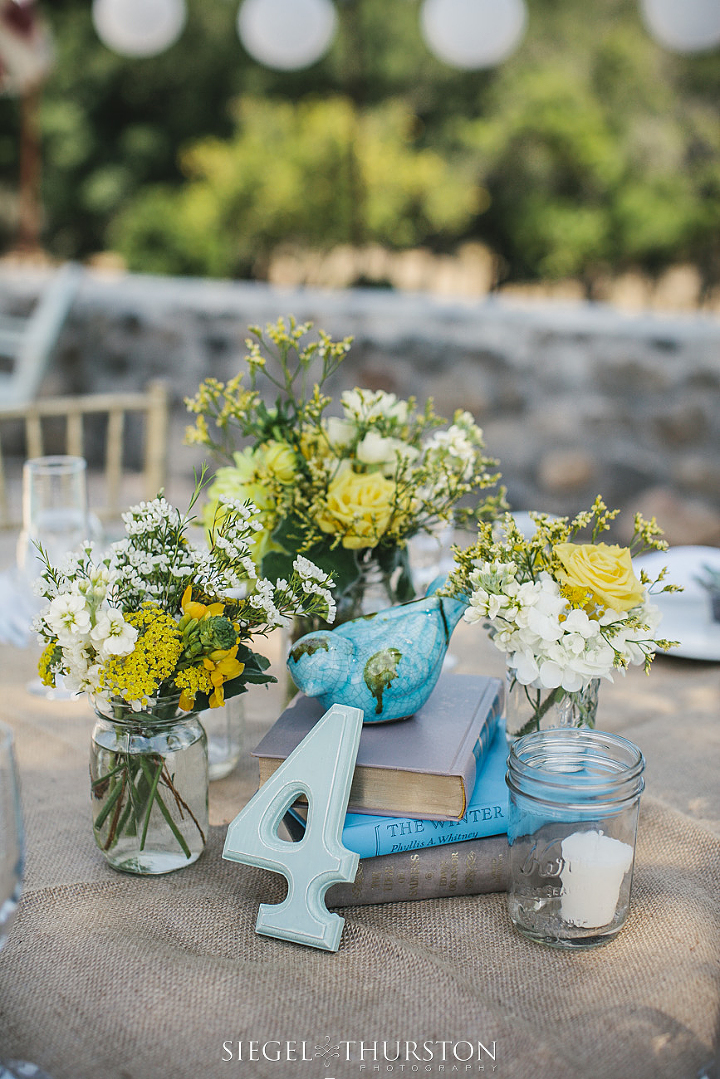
[112,96,480,277]
[451,0,720,288]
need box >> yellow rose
[316,468,396,549]
[554,542,645,613]
[258,440,296,484]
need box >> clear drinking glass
[16,457,89,698]
[0,723,23,951]
[198,695,245,781]
[0,722,52,1079]
[16,456,89,582]
[506,727,645,950]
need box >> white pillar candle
[559,830,634,929]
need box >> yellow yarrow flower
[38,639,61,687]
[175,666,214,712]
[100,605,182,706]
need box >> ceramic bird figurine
[286,579,468,723]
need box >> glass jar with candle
[506,727,645,950]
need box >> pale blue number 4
[223,703,363,952]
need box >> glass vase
[90,696,208,875]
[505,670,600,744]
[335,546,413,623]
[291,544,415,645]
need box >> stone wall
[2,266,719,544]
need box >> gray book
[255,673,504,821]
[282,813,508,906]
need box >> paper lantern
[92,0,187,58]
[641,0,720,53]
[237,0,337,71]
[420,0,527,70]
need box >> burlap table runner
[1,641,718,1079]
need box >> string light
[640,0,720,54]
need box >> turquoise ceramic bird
[287,580,468,723]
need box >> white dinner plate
[633,545,720,662]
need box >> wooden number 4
[223,704,363,952]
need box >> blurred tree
[453,0,719,293]
[0,0,719,290]
[111,95,482,277]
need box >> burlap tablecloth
[1,629,718,1079]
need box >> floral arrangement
[34,484,336,712]
[185,317,504,620]
[444,497,678,735]
[33,483,335,868]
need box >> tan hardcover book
[282,813,509,907]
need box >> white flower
[424,418,480,479]
[356,431,397,466]
[91,608,138,658]
[562,608,596,637]
[293,555,332,584]
[512,649,541,685]
[325,416,355,448]
[341,388,408,424]
[45,594,91,644]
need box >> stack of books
[252,673,510,907]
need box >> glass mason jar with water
[90,696,208,875]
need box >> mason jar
[90,695,208,875]
[506,727,645,949]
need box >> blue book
[287,722,509,859]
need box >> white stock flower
[45,594,91,644]
[91,608,138,658]
[325,416,355,448]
